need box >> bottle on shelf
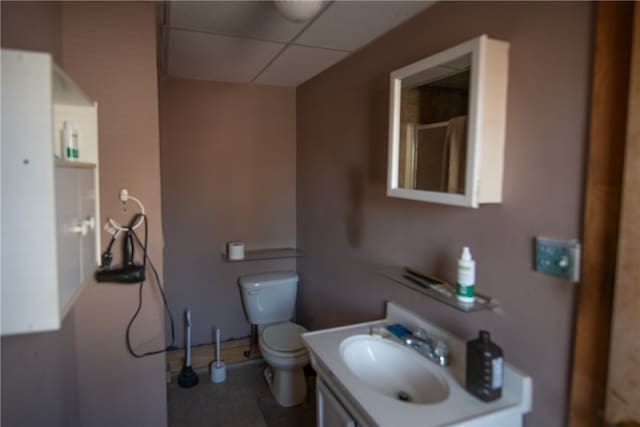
[456,246,475,303]
[62,121,79,161]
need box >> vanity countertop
[302,302,532,427]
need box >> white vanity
[302,302,532,427]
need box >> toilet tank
[238,271,299,325]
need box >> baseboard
[167,336,262,380]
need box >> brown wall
[0,1,62,64]
[1,2,166,427]
[296,2,593,427]
[61,3,166,426]
[159,77,297,346]
[1,3,79,427]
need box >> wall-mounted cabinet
[1,49,100,335]
[387,35,509,208]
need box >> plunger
[178,309,199,388]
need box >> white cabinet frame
[1,49,100,335]
[387,35,509,208]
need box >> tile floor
[167,361,316,427]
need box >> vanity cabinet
[317,379,357,427]
[312,360,374,427]
[1,49,100,335]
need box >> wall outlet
[535,237,581,282]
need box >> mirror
[398,55,470,195]
[387,35,509,208]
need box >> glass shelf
[223,248,303,262]
[380,267,499,313]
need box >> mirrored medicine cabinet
[387,35,509,208]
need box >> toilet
[238,271,309,407]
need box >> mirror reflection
[397,54,470,194]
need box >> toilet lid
[262,322,307,352]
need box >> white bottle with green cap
[457,246,475,303]
[62,121,79,161]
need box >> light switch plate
[535,237,581,282]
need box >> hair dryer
[95,217,146,284]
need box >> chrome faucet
[403,330,450,366]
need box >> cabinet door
[55,166,82,316]
[55,165,96,317]
[77,167,96,281]
[317,379,356,427]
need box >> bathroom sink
[339,335,450,404]
[304,303,533,426]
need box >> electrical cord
[107,189,145,233]
[100,230,120,269]
[123,213,176,358]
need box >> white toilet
[238,271,309,407]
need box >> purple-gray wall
[2,2,166,426]
[159,77,297,347]
[1,314,79,427]
[62,3,166,426]
[296,2,594,426]
[0,1,62,64]
[1,2,595,426]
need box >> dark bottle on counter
[466,330,503,402]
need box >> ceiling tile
[168,29,284,83]
[296,1,434,51]
[169,1,307,43]
[254,45,349,87]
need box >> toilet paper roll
[227,241,245,260]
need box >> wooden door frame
[605,3,640,424]
[569,2,635,426]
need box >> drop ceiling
[161,1,434,87]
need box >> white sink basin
[339,335,450,404]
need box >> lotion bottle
[457,246,475,303]
[62,122,79,161]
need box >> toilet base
[264,365,307,407]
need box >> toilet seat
[262,322,307,352]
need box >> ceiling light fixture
[274,0,324,22]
